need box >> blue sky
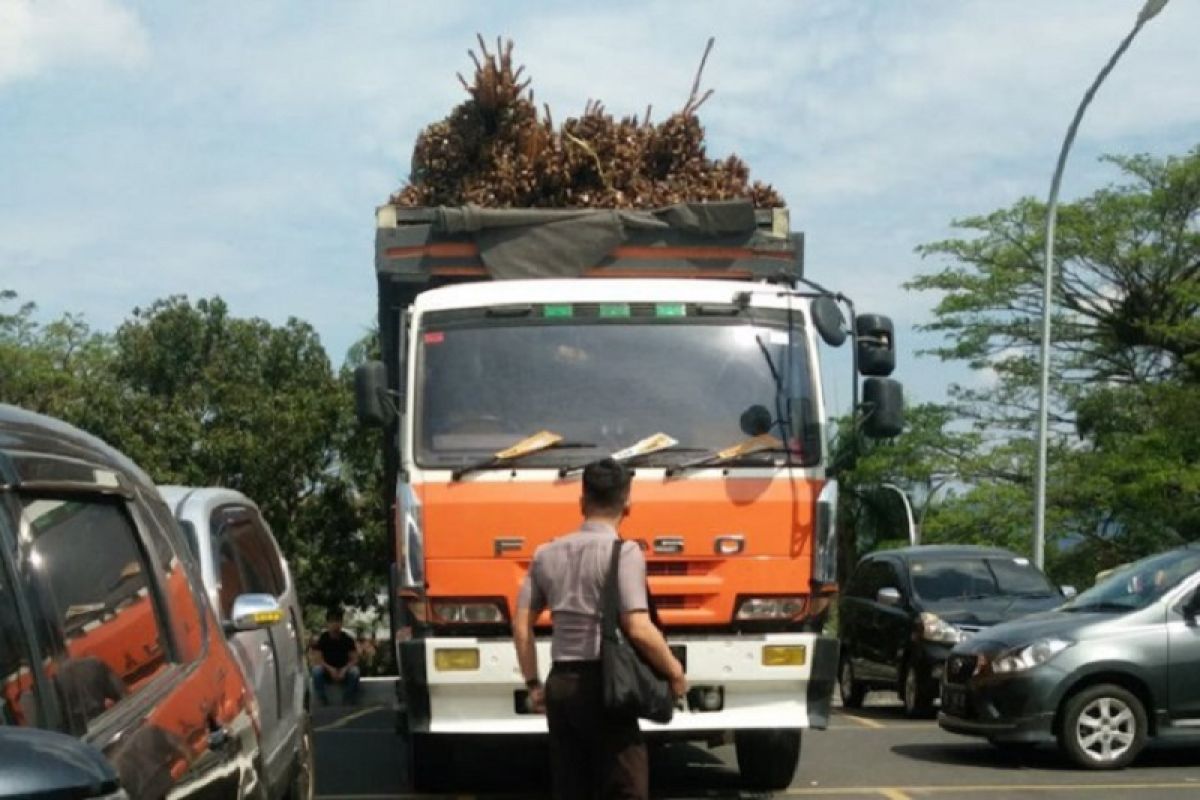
[2,0,1198,413]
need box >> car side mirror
[877,587,903,607]
[227,593,284,634]
[0,727,119,799]
[354,360,395,427]
[1060,585,1078,600]
[1183,591,1200,622]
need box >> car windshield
[910,556,1057,603]
[415,307,816,469]
[1063,548,1200,613]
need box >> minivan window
[17,496,170,729]
[212,510,285,618]
[1064,549,1200,613]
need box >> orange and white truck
[354,200,903,790]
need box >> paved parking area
[313,698,1200,799]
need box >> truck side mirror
[811,297,847,347]
[862,378,904,439]
[354,360,395,427]
[856,313,895,377]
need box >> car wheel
[1057,684,1147,770]
[839,656,866,709]
[286,719,315,800]
[901,663,935,719]
[735,729,801,790]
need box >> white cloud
[0,0,148,87]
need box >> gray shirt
[517,520,648,662]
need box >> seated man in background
[310,609,360,705]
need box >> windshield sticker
[1013,557,1030,566]
[768,330,790,345]
[424,332,445,345]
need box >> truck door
[1168,577,1200,724]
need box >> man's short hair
[582,458,631,515]
[326,608,344,623]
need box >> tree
[906,146,1200,575]
[1,290,116,422]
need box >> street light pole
[881,483,919,547]
[1032,0,1169,569]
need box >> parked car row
[839,542,1200,770]
[0,404,313,799]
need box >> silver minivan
[159,486,314,800]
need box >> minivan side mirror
[227,593,284,634]
[0,727,119,799]
[877,587,903,607]
[1060,585,1078,600]
[354,360,394,427]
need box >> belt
[551,659,601,673]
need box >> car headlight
[991,637,1072,674]
[918,612,963,644]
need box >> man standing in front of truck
[514,458,687,800]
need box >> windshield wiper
[451,431,594,481]
[664,434,783,477]
[557,434,694,478]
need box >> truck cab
[355,201,903,790]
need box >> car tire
[901,662,936,719]
[839,656,867,709]
[735,729,801,790]
[1057,684,1147,770]
[286,719,316,800]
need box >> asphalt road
[312,696,1200,799]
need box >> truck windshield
[415,312,817,469]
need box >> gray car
[159,486,314,799]
[939,544,1200,769]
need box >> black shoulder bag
[600,539,674,724]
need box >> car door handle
[208,725,230,751]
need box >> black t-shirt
[315,631,357,669]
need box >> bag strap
[602,539,623,638]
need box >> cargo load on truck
[391,36,783,210]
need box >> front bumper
[938,667,1063,744]
[399,633,837,735]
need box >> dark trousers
[546,661,648,800]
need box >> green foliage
[888,146,1200,582]
[1,291,386,615]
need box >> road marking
[836,712,885,729]
[313,704,386,732]
[780,784,1200,796]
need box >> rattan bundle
[392,37,783,208]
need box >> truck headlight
[735,596,807,620]
[991,637,1072,674]
[430,599,507,625]
[918,612,963,644]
